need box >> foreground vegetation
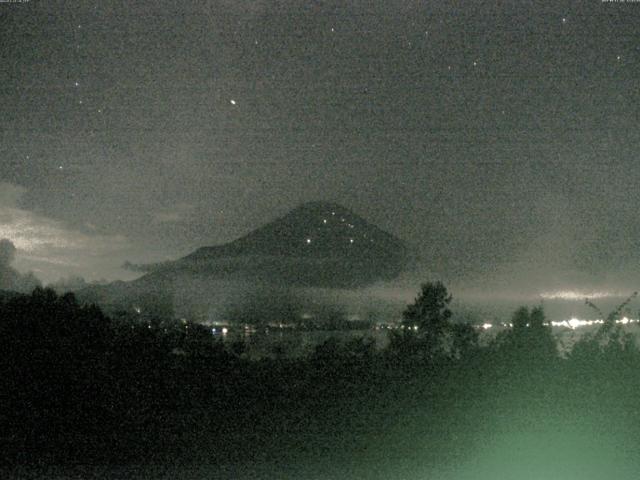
[2,284,640,478]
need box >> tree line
[1,283,639,468]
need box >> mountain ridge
[78,202,409,315]
[178,200,406,264]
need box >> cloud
[151,203,195,225]
[47,275,109,294]
[0,238,41,293]
[0,204,128,255]
[0,182,137,283]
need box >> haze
[1,1,639,299]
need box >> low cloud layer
[0,182,146,283]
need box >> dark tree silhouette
[450,322,480,359]
[391,281,454,360]
[402,281,452,332]
[572,292,639,362]
[512,306,529,330]
[493,305,556,364]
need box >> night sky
[1,1,640,291]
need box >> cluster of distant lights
[476,317,639,331]
[138,319,640,337]
[134,281,640,335]
[393,319,639,332]
[133,303,640,334]
[304,211,372,246]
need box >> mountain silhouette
[78,202,408,317]
[149,201,407,287]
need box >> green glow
[443,407,639,480]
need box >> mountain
[187,201,404,259]
[78,202,409,318]
[157,201,408,287]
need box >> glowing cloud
[539,290,622,300]
[0,182,133,283]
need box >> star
[562,17,567,24]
